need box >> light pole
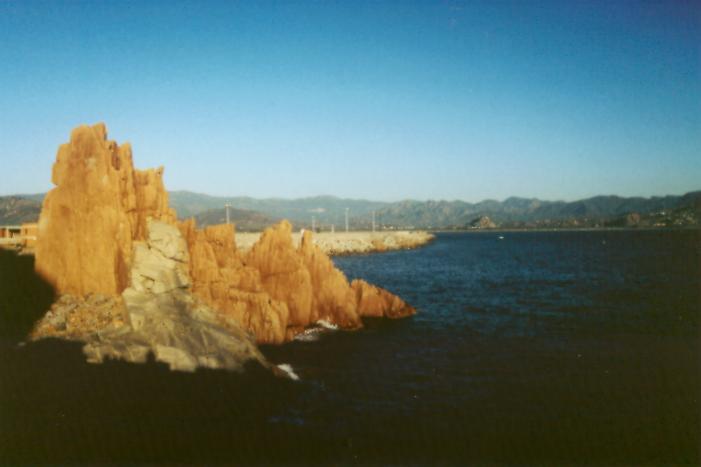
[225,203,231,225]
[345,208,349,232]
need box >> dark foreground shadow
[0,250,324,465]
[0,249,55,342]
[0,338,320,465]
[2,249,699,465]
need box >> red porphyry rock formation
[352,279,416,319]
[245,221,314,336]
[178,219,290,344]
[34,123,416,346]
[35,123,175,296]
[298,230,363,329]
[181,220,414,343]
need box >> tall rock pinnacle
[35,123,175,296]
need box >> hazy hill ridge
[2,190,699,229]
[168,191,388,226]
[374,192,701,228]
[193,206,280,232]
[0,196,44,224]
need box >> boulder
[129,220,191,294]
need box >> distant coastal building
[0,222,38,249]
[0,225,22,241]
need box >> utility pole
[225,203,231,225]
[372,211,376,233]
[345,208,349,232]
[312,216,316,233]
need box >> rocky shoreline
[26,123,418,374]
[235,230,434,255]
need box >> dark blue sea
[1,230,699,464]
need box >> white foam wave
[315,319,339,330]
[294,329,321,342]
[276,363,300,381]
[293,320,339,342]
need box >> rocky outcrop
[178,219,290,344]
[182,220,413,342]
[298,230,362,329]
[179,220,361,343]
[31,123,417,369]
[352,279,416,319]
[245,221,315,336]
[35,123,175,297]
[32,219,267,372]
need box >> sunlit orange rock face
[35,123,175,296]
[352,279,416,319]
[181,221,415,343]
[246,221,314,335]
[35,123,415,345]
[298,230,363,329]
[178,219,291,344]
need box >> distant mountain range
[0,196,44,225]
[2,190,699,230]
[168,191,386,226]
[192,206,280,232]
[372,191,701,229]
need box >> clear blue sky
[1,0,699,202]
